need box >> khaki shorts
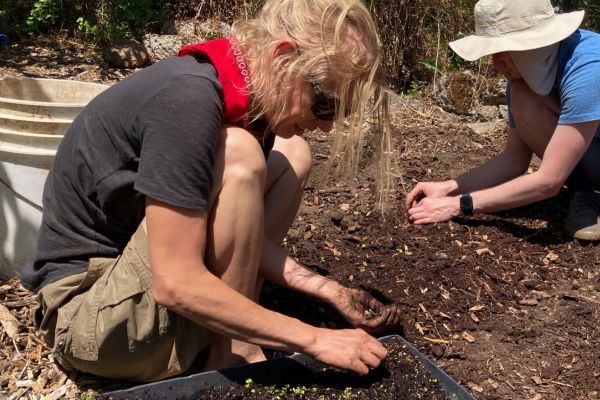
[35,226,214,382]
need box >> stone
[142,34,186,61]
[144,19,233,62]
[102,39,148,68]
[499,105,509,120]
[466,121,504,137]
[473,105,500,122]
[433,70,476,115]
[330,210,344,225]
[478,76,507,106]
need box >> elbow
[538,178,564,199]
[152,278,183,309]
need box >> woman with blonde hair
[22,0,400,381]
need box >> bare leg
[202,132,311,370]
[255,135,312,300]
[264,135,312,243]
[203,127,268,370]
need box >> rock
[520,278,540,289]
[102,39,148,68]
[433,70,476,115]
[478,76,507,106]
[142,34,186,61]
[286,228,302,240]
[144,19,233,62]
[473,105,500,121]
[340,216,353,230]
[519,298,539,306]
[540,362,562,380]
[161,19,178,35]
[330,210,344,225]
[499,105,509,120]
[431,345,444,357]
[466,121,503,137]
[196,20,232,40]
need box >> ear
[271,38,297,72]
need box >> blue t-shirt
[507,29,600,136]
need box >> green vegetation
[2,0,167,44]
[1,0,598,90]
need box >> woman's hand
[407,195,461,224]
[405,180,458,209]
[329,286,403,335]
[304,327,388,375]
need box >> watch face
[460,194,473,215]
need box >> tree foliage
[0,0,598,90]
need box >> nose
[316,119,334,133]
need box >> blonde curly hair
[234,0,395,210]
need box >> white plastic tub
[0,78,109,278]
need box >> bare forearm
[471,170,558,213]
[455,150,530,194]
[156,267,317,353]
[259,239,341,302]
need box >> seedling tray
[98,335,474,399]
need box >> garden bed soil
[0,37,599,400]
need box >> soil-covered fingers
[307,328,387,375]
[334,288,391,332]
[362,305,404,335]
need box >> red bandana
[178,37,251,129]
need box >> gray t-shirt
[21,56,225,292]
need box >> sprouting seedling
[364,308,379,319]
[244,378,253,389]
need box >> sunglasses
[307,76,350,121]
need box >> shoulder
[126,56,223,100]
[559,29,600,65]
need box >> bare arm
[471,121,599,212]
[454,126,533,193]
[146,198,386,374]
[259,239,402,334]
[407,121,599,223]
[406,125,532,208]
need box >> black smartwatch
[460,193,473,216]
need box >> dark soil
[199,336,449,400]
[1,37,599,400]
[266,123,600,400]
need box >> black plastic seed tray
[98,335,474,400]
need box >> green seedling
[244,378,253,389]
[363,308,379,319]
[339,387,353,399]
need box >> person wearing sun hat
[406,0,600,240]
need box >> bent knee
[222,126,267,184]
[272,135,312,180]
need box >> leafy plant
[420,58,445,76]
[25,0,62,34]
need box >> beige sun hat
[450,0,584,61]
